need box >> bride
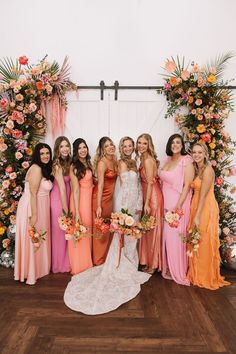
[64,136,151,315]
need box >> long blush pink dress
[138,167,164,270]
[14,178,52,285]
[160,155,192,285]
[68,170,93,274]
[50,175,71,273]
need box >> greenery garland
[160,53,236,245]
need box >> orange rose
[188,96,194,104]
[209,142,216,149]
[207,75,216,84]
[169,77,178,86]
[36,81,44,91]
[26,148,33,155]
[196,124,206,133]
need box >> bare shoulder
[144,157,155,168]
[203,164,215,179]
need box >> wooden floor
[0,268,235,354]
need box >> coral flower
[169,77,178,86]
[181,70,190,81]
[215,177,224,186]
[19,56,28,65]
[209,142,216,149]
[165,60,176,73]
[196,124,206,133]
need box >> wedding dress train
[64,170,151,315]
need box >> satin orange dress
[187,176,230,290]
[92,165,117,266]
[138,167,164,270]
[68,170,93,274]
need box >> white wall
[1,0,236,166]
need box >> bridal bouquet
[28,226,46,251]
[180,225,200,257]
[110,209,137,236]
[58,210,74,240]
[164,208,184,228]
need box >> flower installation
[160,53,236,246]
[28,226,47,252]
[0,55,76,261]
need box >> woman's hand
[144,203,151,215]
[135,209,142,216]
[75,213,81,224]
[194,214,200,227]
[29,214,37,227]
[96,206,102,218]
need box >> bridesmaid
[68,138,93,274]
[92,137,117,266]
[160,134,194,285]
[14,143,53,285]
[136,133,164,274]
[187,142,230,289]
[50,136,71,273]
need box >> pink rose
[9,172,17,180]
[6,120,14,129]
[2,180,10,189]
[181,70,190,81]
[195,99,202,106]
[22,161,29,169]
[12,110,22,121]
[0,143,8,152]
[15,151,23,160]
[12,129,23,139]
[28,103,37,113]
[215,177,224,186]
[0,98,9,109]
[165,60,177,73]
[5,165,13,173]
[210,160,217,166]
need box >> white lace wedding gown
[64,170,151,315]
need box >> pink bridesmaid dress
[50,175,71,273]
[14,179,52,285]
[68,170,93,274]
[138,167,164,271]
[159,155,192,285]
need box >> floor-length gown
[68,170,93,274]
[138,167,164,270]
[160,155,192,285]
[50,175,71,273]
[187,177,230,290]
[64,170,151,315]
[14,179,52,285]
[92,165,117,265]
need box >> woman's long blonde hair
[93,136,114,171]
[135,133,160,168]
[119,136,137,171]
[52,136,71,176]
[192,142,210,178]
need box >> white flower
[125,216,135,227]
[65,234,72,240]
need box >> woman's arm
[70,165,81,222]
[54,166,68,213]
[194,165,214,226]
[96,160,106,218]
[28,165,42,227]
[143,158,155,215]
[176,163,195,210]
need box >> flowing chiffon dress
[68,170,93,274]
[159,155,192,285]
[92,164,117,265]
[138,167,164,270]
[50,175,71,273]
[64,170,151,315]
[187,176,230,290]
[14,179,52,285]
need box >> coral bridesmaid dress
[50,175,71,273]
[160,155,192,285]
[14,179,52,285]
[138,167,164,271]
[187,177,230,290]
[92,166,117,266]
[68,170,93,274]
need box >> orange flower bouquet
[28,226,46,251]
[164,208,184,228]
[58,210,74,240]
[94,217,111,239]
[180,225,200,257]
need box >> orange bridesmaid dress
[92,165,117,266]
[187,177,230,290]
[68,170,93,274]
